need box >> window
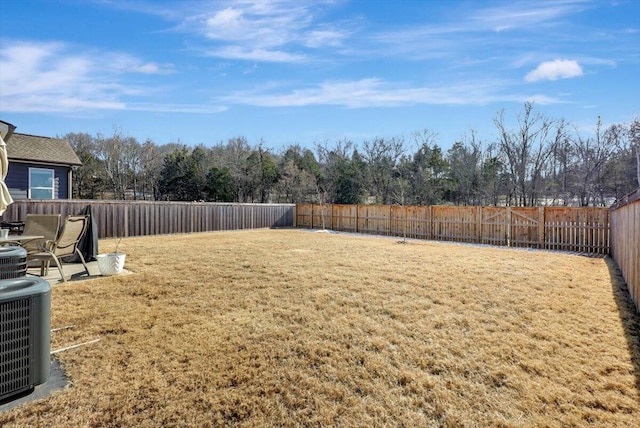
[29,168,55,199]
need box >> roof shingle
[6,133,82,166]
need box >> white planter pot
[96,253,126,276]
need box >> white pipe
[51,325,75,332]
[50,338,101,355]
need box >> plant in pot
[96,236,126,276]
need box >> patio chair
[27,215,90,282]
[21,214,62,254]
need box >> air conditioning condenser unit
[0,277,51,401]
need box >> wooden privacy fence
[610,188,640,312]
[296,203,611,255]
[1,200,295,239]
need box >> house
[3,132,82,200]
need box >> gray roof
[6,133,82,166]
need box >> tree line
[66,103,639,207]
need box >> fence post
[124,205,129,237]
[404,205,408,239]
[476,206,483,244]
[506,206,512,247]
[538,206,545,249]
[331,204,335,230]
[429,205,434,240]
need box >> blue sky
[1,0,639,151]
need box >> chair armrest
[42,240,57,252]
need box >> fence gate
[481,207,508,246]
[510,207,544,248]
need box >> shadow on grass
[605,257,640,399]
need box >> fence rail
[296,203,611,255]
[610,188,640,312]
[1,200,295,239]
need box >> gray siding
[5,163,69,200]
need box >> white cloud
[524,59,584,82]
[304,29,348,48]
[204,46,306,62]
[180,0,351,62]
[472,0,592,32]
[201,1,314,47]
[0,40,205,114]
[0,41,122,111]
[523,94,566,105]
[221,78,564,108]
[104,53,174,75]
[205,7,263,43]
[126,103,228,114]
[369,0,591,60]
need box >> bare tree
[210,137,252,202]
[494,102,565,206]
[545,134,573,205]
[572,118,617,206]
[630,118,640,186]
[601,122,638,201]
[316,139,365,204]
[447,130,483,205]
[276,159,317,203]
[65,132,103,199]
[95,129,139,200]
[392,164,411,242]
[137,139,166,200]
[124,139,143,200]
[275,145,319,203]
[363,137,405,204]
[480,142,507,206]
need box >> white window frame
[28,167,55,199]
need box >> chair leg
[36,260,50,276]
[75,248,91,277]
[49,254,66,282]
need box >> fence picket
[610,188,640,312]
[1,200,295,239]
[296,203,611,255]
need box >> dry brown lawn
[1,229,638,427]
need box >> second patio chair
[22,214,62,255]
[27,215,90,282]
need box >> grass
[1,229,638,427]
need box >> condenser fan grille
[0,247,28,280]
[0,256,28,280]
[0,297,31,400]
